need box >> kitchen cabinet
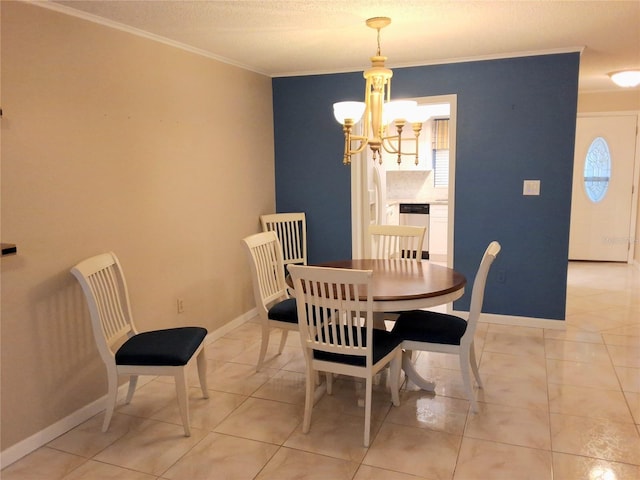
[429,204,448,260]
[382,152,432,172]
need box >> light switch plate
[523,180,540,196]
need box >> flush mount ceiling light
[333,17,430,165]
[608,70,640,88]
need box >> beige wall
[1,1,274,451]
[578,90,640,113]
[637,164,640,264]
[577,90,640,264]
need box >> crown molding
[273,47,585,78]
[27,0,269,76]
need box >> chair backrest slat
[71,252,136,360]
[289,265,374,366]
[368,224,426,260]
[261,212,307,267]
[243,231,289,317]
[93,267,120,340]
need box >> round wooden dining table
[313,258,468,391]
[317,258,467,312]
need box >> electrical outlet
[177,298,184,313]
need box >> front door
[569,114,638,261]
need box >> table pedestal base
[401,350,436,391]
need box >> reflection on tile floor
[3,261,639,479]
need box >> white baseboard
[0,383,124,469]
[0,309,256,469]
[452,310,566,330]
[206,308,257,343]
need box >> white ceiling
[44,0,640,93]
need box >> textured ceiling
[44,0,640,93]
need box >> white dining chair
[71,252,209,437]
[242,231,299,372]
[369,224,427,326]
[368,224,426,260]
[260,212,307,270]
[391,241,501,412]
[288,264,403,447]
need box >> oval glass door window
[583,136,611,203]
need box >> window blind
[432,119,449,187]
[433,119,449,150]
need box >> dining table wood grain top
[314,258,467,310]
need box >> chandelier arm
[395,123,404,164]
[348,135,369,155]
[412,123,422,165]
[381,134,401,154]
[381,136,419,155]
[342,124,352,165]
[381,134,422,165]
[342,132,369,164]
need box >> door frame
[351,94,458,266]
[572,111,640,263]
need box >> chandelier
[333,17,430,165]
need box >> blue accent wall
[273,53,580,320]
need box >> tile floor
[3,261,639,479]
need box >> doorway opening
[351,94,457,268]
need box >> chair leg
[326,372,333,395]
[125,375,138,404]
[102,368,119,432]
[277,329,289,354]
[389,351,402,407]
[302,365,314,434]
[175,369,191,437]
[256,324,270,372]
[197,350,209,399]
[363,377,373,447]
[469,341,483,389]
[460,349,478,413]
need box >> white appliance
[399,203,430,259]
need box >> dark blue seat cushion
[115,326,207,366]
[392,310,467,345]
[268,298,329,324]
[313,327,402,367]
[268,298,298,323]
